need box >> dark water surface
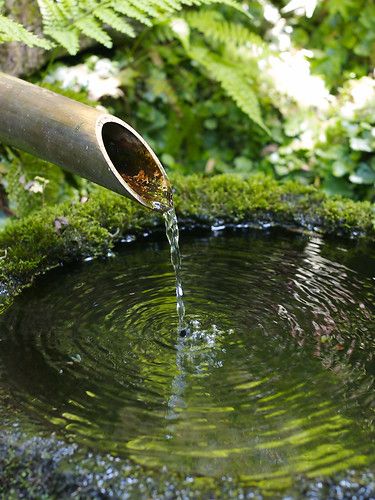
[0,229,374,490]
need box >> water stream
[163,207,186,331]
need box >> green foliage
[1,150,81,217]
[289,0,375,89]
[185,9,264,48]
[95,41,269,174]
[262,77,375,200]
[37,0,155,54]
[318,85,375,197]
[177,8,268,129]
[0,0,374,211]
[0,0,253,55]
[0,0,50,47]
[0,0,267,131]
[188,46,268,132]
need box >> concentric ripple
[0,229,374,489]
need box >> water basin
[0,228,374,492]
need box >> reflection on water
[0,229,374,490]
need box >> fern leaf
[57,0,80,20]
[125,0,160,19]
[94,7,135,37]
[75,17,113,48]
[47,28,80,55]
[0,14,52,48]
[190,47,268,132]
[183,0,252,20]
[3,0,252,57]
[159,0,184,12]
[185,10,263,48]
[145,0,176,14]
[151,24,176,44]
[112,1,153,26]
[37,0,66,29]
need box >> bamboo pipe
[0,72,172,211]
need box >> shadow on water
[0,229,374,491]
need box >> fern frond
[112,1,153,27]
[183,0,253,20]
[159,0,184,12]
[56,0,80,20]
[50,29,80,55]
[2,0,251,58]
[185,10,263,49]
[124,0,160,20]
[75,17,113,48]
[0,14,52,48]
[189,46,268,132]
[37,0,155,54]
[94,7,135,37]
[150,24,176,44]
[37,0,67,29]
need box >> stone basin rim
[0,215,374,309]
[0,172,374,309]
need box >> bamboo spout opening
[101,121,172,211]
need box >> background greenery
[0,0,374,218]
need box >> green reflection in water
[0,230,373,492]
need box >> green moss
[0,173,374,304]
[172,174,373,233]
[319,197,375,232]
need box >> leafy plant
[96,25,272,172]
[189,47,267,131]
[1,0,246,55]
[0,149,87,217]
[145,8,270,129]
[289,0,375,89]
[0,0,374,216]
[262,76,375,200]
[0,0,50,48]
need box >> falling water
[163,207,185,331]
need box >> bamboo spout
[0,72,172,211]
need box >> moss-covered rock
[0,173,374,309]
